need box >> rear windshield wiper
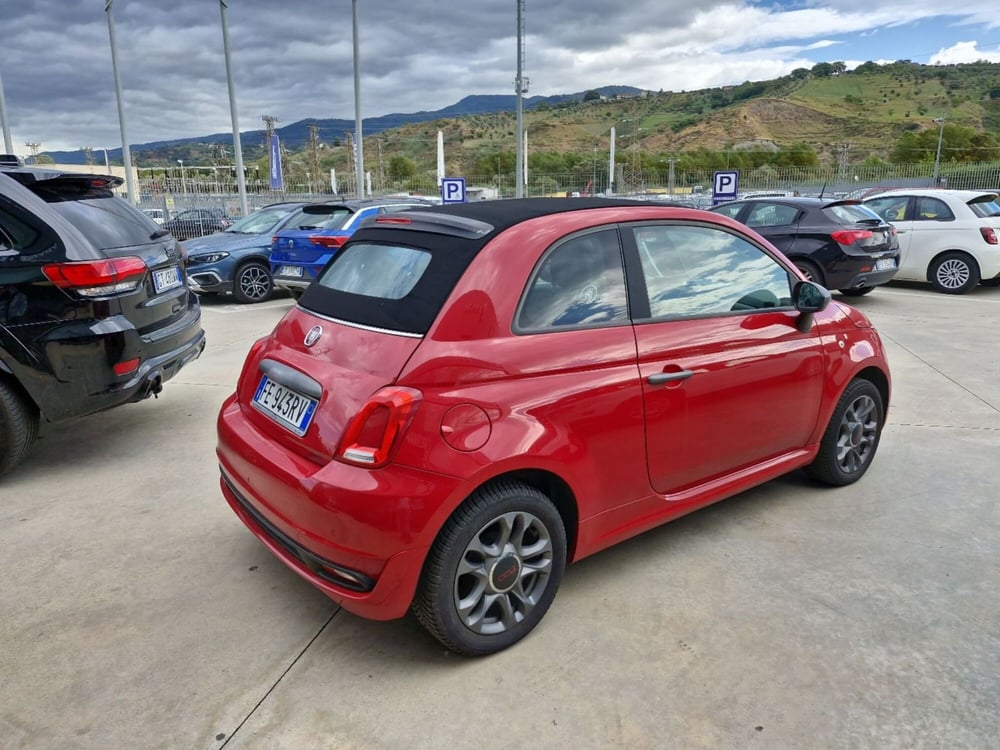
[150,229,171,240]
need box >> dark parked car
[162,207,233,240]
[710,197,900,295]
[218,198,891,655]
[185,201,307,303]
[269,198,437,295]
[0,167,205,476]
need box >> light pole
[177,159,187,197]
[0,69,14,156]
[104,0,138,204]
[220,0,248,217]
[932,117,945,185]
[351,0,364,199]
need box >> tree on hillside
[811,62,835,78]
[583,90,601,102]
[388,155,417,180]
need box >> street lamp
[932,117,945,185]
[177,159,187,197]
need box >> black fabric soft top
[299,197,663,335]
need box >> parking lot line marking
[875,288,1000,304]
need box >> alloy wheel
[835,394,879,475]
[237,264,271,302]
[453,510,555,636]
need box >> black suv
[0,167,205,476]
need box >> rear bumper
[273,278,310,291]
[833,266,899,291]
[216,394,462,620]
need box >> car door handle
[647,370,694,385]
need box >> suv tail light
[42,257,147,297]
[831,229,873,245]
[980,227,998,245]
[336,386,421,468]
[309,235,349,249]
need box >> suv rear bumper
[4,309,206,422]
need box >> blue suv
[185,202,308,303]
[270,198,435,295]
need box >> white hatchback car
[863,190,1000,294]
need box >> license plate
[152,265,182,293]
[251,375,318,436]
[278,265,304,277]
[875,258,896,271]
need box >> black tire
[232,261,272,304]
[838,286,876,297]
[0,379,40,478]
[793,259,825,288]
[805,378,884,486]
[929,252,980,294]
[413,480,567,656]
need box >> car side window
[865,196,910,222]
[518,228,628,330]
[744,203,799,228]
[631,224,792,319]
[0,202,43,257]
[915,197,954,221]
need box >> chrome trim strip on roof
[300,308,424,339]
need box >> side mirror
[792,280,831,333]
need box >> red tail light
[309,235,349,249]
[375,216,413,225]
[830,229,873,245]
[980,227,998,245]
[114,358,141,376]
[336,387,422,468]
[42,257,147,297]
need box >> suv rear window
[288,206,352,231]
[21,178,161,251]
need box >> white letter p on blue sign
[441,177,467,204]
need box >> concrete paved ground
[2,284,998,749]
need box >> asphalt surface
[2,283,999,749]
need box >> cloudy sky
[3,0,1000,155]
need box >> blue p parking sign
[712,170,739,205]
[441,177,467,204]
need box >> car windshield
[824,203,884,225]
[226,206,295,234]
[968,198,1000,218]
[317,242,431,299]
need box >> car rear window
[318,243,431,299]
[968,198,1000,218]
[299,227,482,335]
[823,203,884,224]
[46,197,162,250]
[288,206,352,231]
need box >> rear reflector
[980,227,998,245]
[831,229,874,245]
[375,216,413,225]
[336,386,422,468]
[114,358,141,376]
[309,235,349,249]
[42,257,147,297]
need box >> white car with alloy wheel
[863,189,1000,294]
